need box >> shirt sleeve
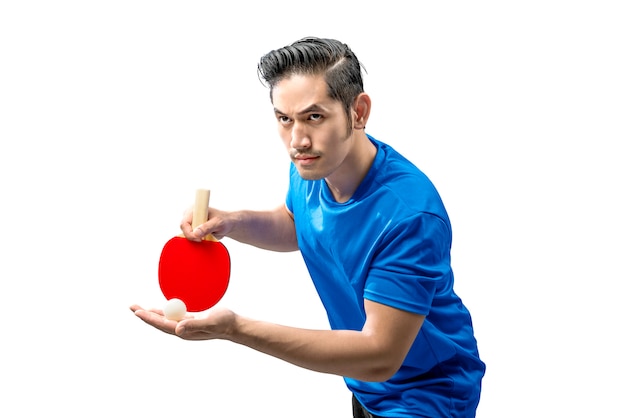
[363,212,453,315]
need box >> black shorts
[352,394,383,418]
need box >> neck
[325,132,376,203]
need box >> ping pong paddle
[158,189,231,312]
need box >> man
[131,37,485,417]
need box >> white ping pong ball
[163,298,187,321]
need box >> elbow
[358,360,402,382]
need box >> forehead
[272,74,337,114]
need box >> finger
[134,308,177,334]
[180,206,198,239]
[131,305,165,315]
[191,223,221,242]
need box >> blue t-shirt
[286,136,485,417]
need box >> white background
[1,1,624,417]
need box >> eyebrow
[274,104,327,117]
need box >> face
[272,74,354,181]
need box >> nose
[290,122,311,150]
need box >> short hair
[257,37,366,128]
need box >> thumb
[175,318,210,340]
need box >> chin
[295,168,324,181]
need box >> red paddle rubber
[158,237,230,312]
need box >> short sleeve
[363,212,452,315]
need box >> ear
[352,93,371,130]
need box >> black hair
[257,37,366,128]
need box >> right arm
[180,203,298,252]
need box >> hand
[179,206,233,242]
[130,304,236,341]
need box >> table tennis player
[132,36,486,418]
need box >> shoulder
[367,137,448,221]
[369,137,432,188]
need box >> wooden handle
[191,188,217,241]
[192,189,210,229]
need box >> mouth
[292,153,320,166]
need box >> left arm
[131,299,424,382]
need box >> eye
[309,113,323,122]
[277,115,292,124]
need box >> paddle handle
[191,188,218,242]
[192,189,210,229]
